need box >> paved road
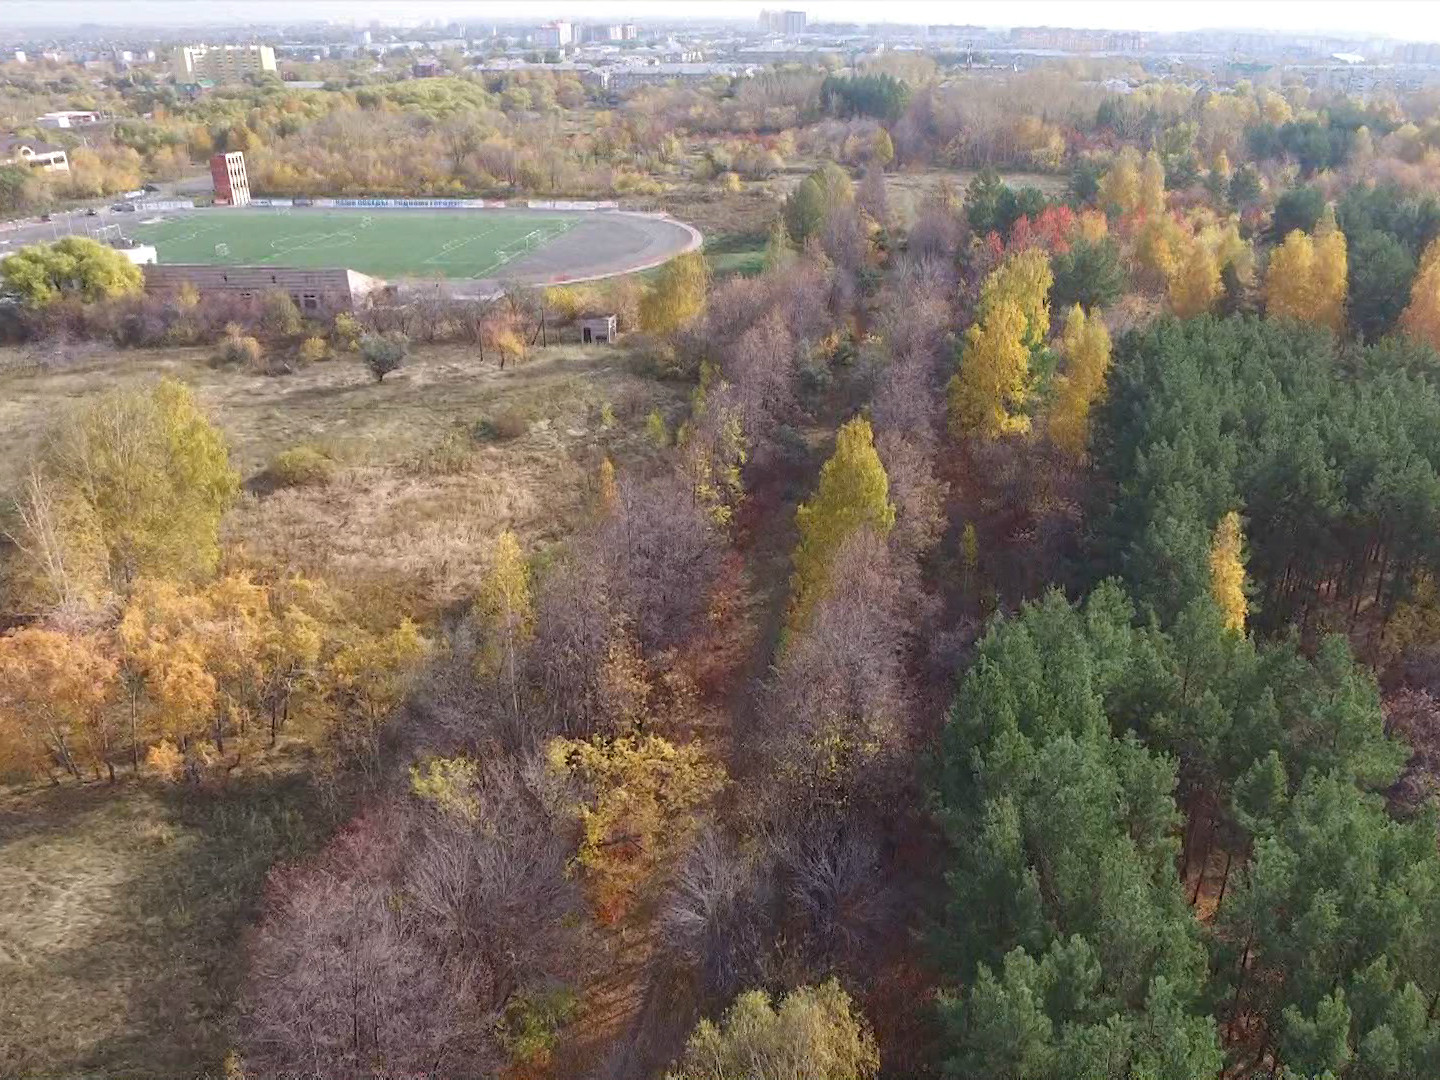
[0,173,208,253]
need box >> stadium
[127,204,700,287]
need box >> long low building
[142,264,387,314]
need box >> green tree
[784,174,828,245]
[1050,235,1124,310]
[1,236,143,306]
[1270,186,1326,240]
[0,164,51,217]
[1348,228,1416,342]
[360,332,408,382]
[789,418,895,629]
[933,585,1222,1080]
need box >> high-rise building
[171,44,277,83]
[210,151,251,207]
[535,21,574,48]
[759,10,806,35]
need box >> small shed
[579,314,617,344]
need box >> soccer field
[130,209,582,279]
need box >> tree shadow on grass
[0,773,341,1079]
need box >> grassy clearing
[0,341,685,618]
[704,230,769,278]
[0,770,336,1079]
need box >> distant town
[3,9,1440,99]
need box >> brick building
[142,265,387,315]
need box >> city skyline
[7,0,1440,41]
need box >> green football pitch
[130,209,581,279]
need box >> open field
[0,340,685,616]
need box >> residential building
[142,265,386,315]
[36,110,101,129]
[0,135,70,173]
[760,10,807,35]
[603,63,754,91]
[535,21,573,48]
[210,151,251,207]
[170,44,277,84]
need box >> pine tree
[1209,510,1248,633]
[789,417,895,628]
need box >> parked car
[85,208,99,217]
[111,203,136,213]
[142,183,160,193]
[39,213,52,222]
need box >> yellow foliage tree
[979,248,1053,349]
[789,418,895,628]
[474,529,533,721]
[28,379,239,598]
[1139,150,1167,217]
[1169,241,1222,318]
[1048,304,1113,462]
[948,300,1034,440]
[1097,147,1142,216]
[1400,236,1440,350]
[547,734,725,923]
[116,578,218,770]
[0,628,117,782]
[639,251,709,336]
[1209,511,1249,633]
[1265,224,1347,331]
[410,755,482,821]
[328,619,426,769]
[1134,213,1189,291]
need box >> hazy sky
[9,0,1440,40]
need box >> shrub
[268,444,337,488]
[218,333,264,368]
[332,311,362,351]
[718,170,742,194]
[473,408,530,442]
[297,335,329,363]
[259,290,304,339]
[360,331,408,382]
[411,430,473,475]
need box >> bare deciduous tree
[593,473,723,653]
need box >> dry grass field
[0,339,685,619]
[0,769,331,1078]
